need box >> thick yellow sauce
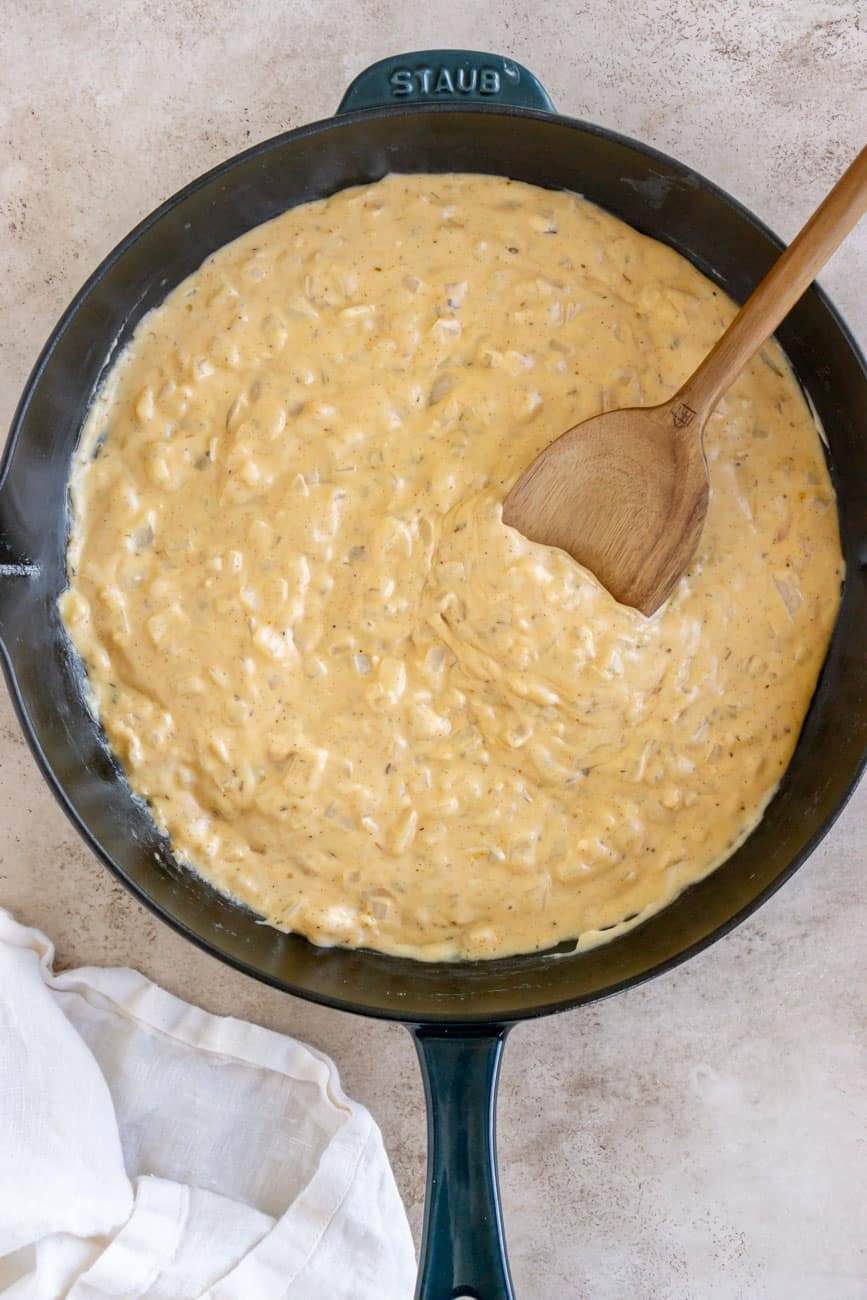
[60,174,843,960]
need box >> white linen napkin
[0,910,415,1298]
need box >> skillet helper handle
[411,1024,514,1300]
[337,51,555,115]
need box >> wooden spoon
[503,144,867,616]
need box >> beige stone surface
[1,3,865,1296]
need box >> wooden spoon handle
[676,143,867,421]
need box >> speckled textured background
[2,3,865,1296]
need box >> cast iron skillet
[1,50,865,1299]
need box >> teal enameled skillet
[2,52,865,1299]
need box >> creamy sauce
[60,174,843,960]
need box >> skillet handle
[337,51,555,115]
[410,1023,514,1300]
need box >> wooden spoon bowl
[503,397,710,615]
